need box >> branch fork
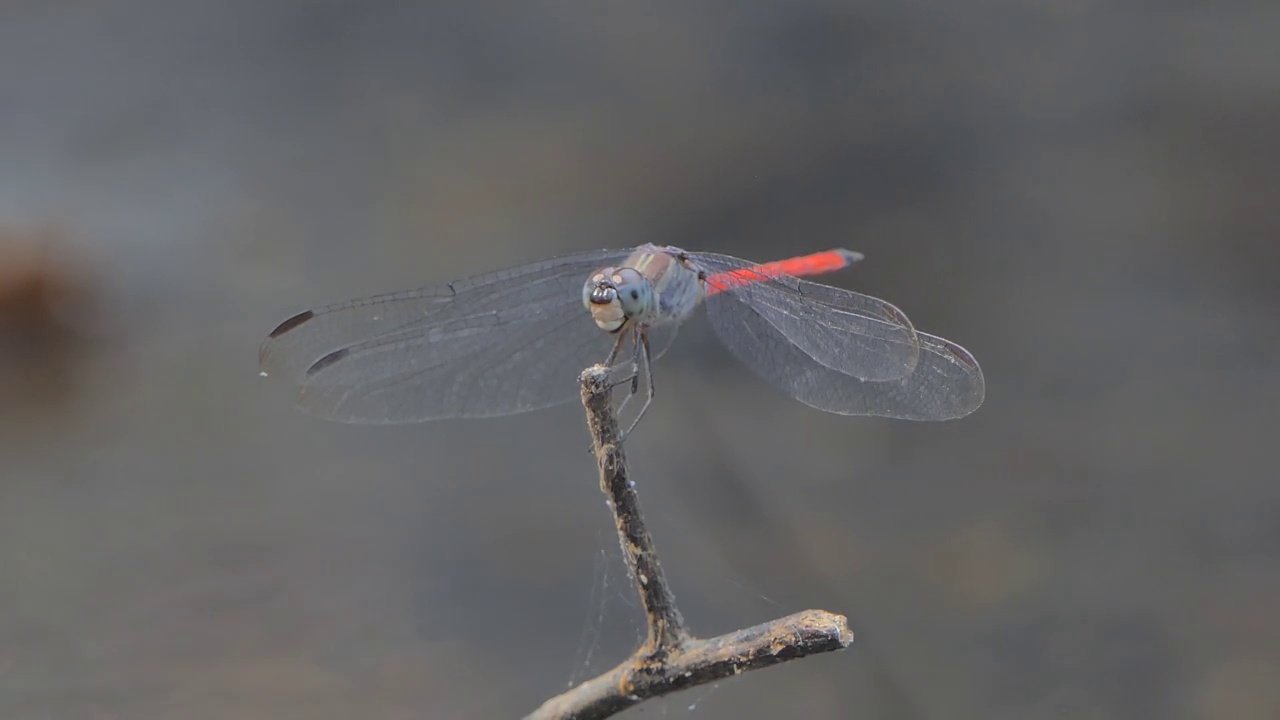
[525,366,853,719]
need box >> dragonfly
[259,244,984,434]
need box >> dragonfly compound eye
[611,268,651,318]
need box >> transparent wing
[258,248,635,423]
[689,251,922,381]
[697,257,984,420]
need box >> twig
[524,366,854,720]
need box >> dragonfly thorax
[583,266,654,332]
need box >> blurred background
[2,1,1277,718]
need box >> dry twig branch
[525,366,854,720]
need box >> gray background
[2,1,1278,718]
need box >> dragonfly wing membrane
[693,251,921,382]
[696,252,983,417]
[258,249,632,423]
[700,263,984,420]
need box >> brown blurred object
[0,227,96,412]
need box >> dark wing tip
[269,309,315,338]
[306,347,350,376]
[940,338,981,372]
[938,338,986,416]
[876,301,915,332]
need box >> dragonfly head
[583,267,652,332]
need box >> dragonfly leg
[588,327,644,453]
[613,325,644,415]
[602,330,628,368]
[603,326,643,391]
[618,328,654,442]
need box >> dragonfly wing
[691,251,921,382]
[703,280,984,418]
[258,248,633,423]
